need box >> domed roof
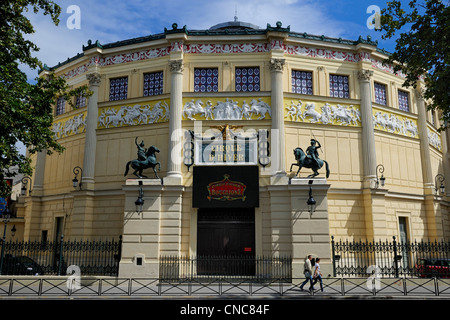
[209,16,260,31]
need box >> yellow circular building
[17,20,449,278]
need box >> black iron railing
[159,255,292,282]
[331,236,450,278]
[0,236,122,276]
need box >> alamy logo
[66,5,81,30]
[366,5,381,30]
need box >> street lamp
[375,164,385,188]
[435,174,445,195]
[135,181,144,213]
[0,207,11,275]
[306,180,316,214]
[21,176,33,196]
[72,166,83,190]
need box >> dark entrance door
[197,207,255,276]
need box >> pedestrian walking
[312,257,324,292]
[299,255,315,292]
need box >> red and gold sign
[207,174,246,202]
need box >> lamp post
[375,164,385,188]
[72,166,83,190]
[435,174,445,195]
[307,180,316,214]
[135,181,144,213]
[21,176,33,196]
[0,207,11,275]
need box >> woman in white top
[312,258,324,292]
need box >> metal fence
[0,276,449,297]
[331,236,450,278]
[0,236,122,276]
[159,256,292,282]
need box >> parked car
[1,255,45,275]
[415,258,450,278]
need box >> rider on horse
[306,139,321,169]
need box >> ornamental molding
[184,43,269,54]
[357,69,373,82]
[98,100,169,128]
[60,42,406,80]
[168,59,184,73]
[86,72,101,86]
[269,58,285,72]
[182,98,271,121]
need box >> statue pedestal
[118,178,184,278]
[289,178,331,278]
[268,177,331,278]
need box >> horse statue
[124,141,161,179]
[290,139,330,178]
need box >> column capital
[86,72,101,87]
[415,88,425,101]
[169,59,184,73]
[269,58,285,72]
[357,69,373,82]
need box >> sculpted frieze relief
[428,128,442,150]
[182,98,271,121]
[285,100,361,127]
[372,108,419,138]
[52,113,86,139]
[98,101,169,128]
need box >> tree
[0,0,90,198]
[378,0,450,129]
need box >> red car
[415,258,450,278]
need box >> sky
[21,0,400,81]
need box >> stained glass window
[109,76,128,101]
[56,97,65,115]
[374,82,387,105]
[143,71,164,96]
[194,68,218,92]
[292,70,313,95]
[235,67,260,92]
[398,90,409,112]
[329,74,349,98]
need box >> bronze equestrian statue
[124,137,161,179]
[290,139,330,178]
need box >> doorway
[197,207,255,276]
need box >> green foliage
[0,1,90,198]
[378,0,450,129]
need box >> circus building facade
[14,20,449,278]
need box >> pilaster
[362,188,388,240]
